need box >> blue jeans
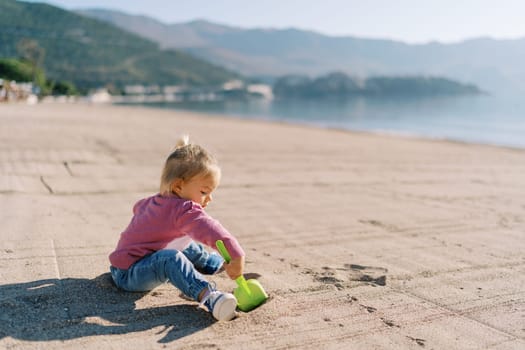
[110,242,224,301]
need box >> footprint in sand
[304,264,388,289]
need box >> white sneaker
[200,286,237,321]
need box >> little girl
[109,135,245,321]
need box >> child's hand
[225,256,245,280]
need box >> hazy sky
[26,0,525,43]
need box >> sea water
[136,93,525,149]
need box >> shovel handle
[236,275,252,296]
[216,240,231,263]
[215,239,252,295]
[217,240,252,295]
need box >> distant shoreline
[111,94,525,151]
[2,99,522,151]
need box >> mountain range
[0,0,237,90]
[78,9,525,94]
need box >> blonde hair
[159,135,221,195]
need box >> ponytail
[174,134,190,149]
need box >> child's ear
[171,178,184,194]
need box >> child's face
[174,174,219,208]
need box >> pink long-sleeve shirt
[109,194,245,269]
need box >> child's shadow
[0,273,214,343]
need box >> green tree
[46,80,78,95]
[0,58,36,81]
[0,58,49,94]
[16,38,46,90]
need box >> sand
[0,102,524,349]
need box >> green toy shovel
[216,240,268,311]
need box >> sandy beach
[1,102,524,349]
